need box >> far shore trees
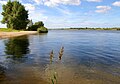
[1,0,29,30]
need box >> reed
[59,46,64,60]
[50,50,54,63]
[49,46,64,84]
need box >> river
[0,30,120,84]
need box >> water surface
[0,30,120,84]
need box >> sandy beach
[0,31,37,39]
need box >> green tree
[28,21,44,31]
[1,0,29,30]
[34,21,44,28]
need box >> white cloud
[29,11,48,23]
[86,0,102,2]
[34,0,41,4]
[43,0,81,7]
[0,1,7,5]
[112,1,120,7]
[95,6,111,13]
[23,4,35,13]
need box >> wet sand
[0,31,37,39]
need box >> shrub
[34,21,44,28]
[37,27,48,33]
[27,25,38,31]
[27,21,45,31]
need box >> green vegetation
[1,0,29,30]
[70,27,120,30]
[0,28,20,32]
[0,0,48,33]
[48,47,64,84]
[28,21,45,31]
[27,21,48,33]
[37,27,48,33]
[34,21,44,28]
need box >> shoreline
[0,31,37,39]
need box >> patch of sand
[0,31,37,39]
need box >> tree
[1,0,29,30]
[27,21,44,31]
[34,21,44,28]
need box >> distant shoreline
[49,28,120,31]
[0,31,37,39]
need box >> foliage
[0,28,20,32]
[37,27,48,33]
[34,21,44,28]
[27,25,38,31]
[27,21,44,31]
[1,0,29,30]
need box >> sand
[0,31,37,39]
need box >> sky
[0,0,120,28]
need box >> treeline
[50,27,120,30]
[70,27,120,30]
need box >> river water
[0,30,120,84]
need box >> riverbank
[0,31,37,39]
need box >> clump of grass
[50,72,57,84]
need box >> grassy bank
[0,28,20,32]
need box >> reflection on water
[4,36,29,58]
[0,30,120,84]
[0,64,6,81]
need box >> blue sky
[0,0,120,28]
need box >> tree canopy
[34,21,44,28]
[27,21,45,31]
[1,0,29,30]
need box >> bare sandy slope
[0,31,37,39]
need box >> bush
[35,21,44,28]
[37,27,48,33]
[27,25,38,31]
[27,21,45,31]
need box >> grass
[0,28,20,32]
[49,47,64,84]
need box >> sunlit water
[0,30,120,84]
